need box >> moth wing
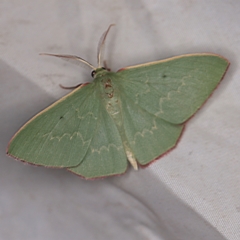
[7,83,100,168]
[115,54,229,165]
[8,80,128,178]
[119,93,183,165]
[117,54,229,124]
[68,101,128,179]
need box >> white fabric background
[0,1,239,240]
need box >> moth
[7,25,229,179]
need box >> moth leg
[59,83,82,90]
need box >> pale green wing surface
[116,54,229,124]
[68,100,128,179]
[7,53,229,176]
[119,94,183,165]
[7,83,100,167]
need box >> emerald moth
[7,25,229,179]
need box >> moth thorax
[103,79,114,98]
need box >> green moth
[7,25,229,179]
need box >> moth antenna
[97,24,115,68]
[39,53,96,70]
[103,60,111,71]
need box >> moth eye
[91,70,96,77]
